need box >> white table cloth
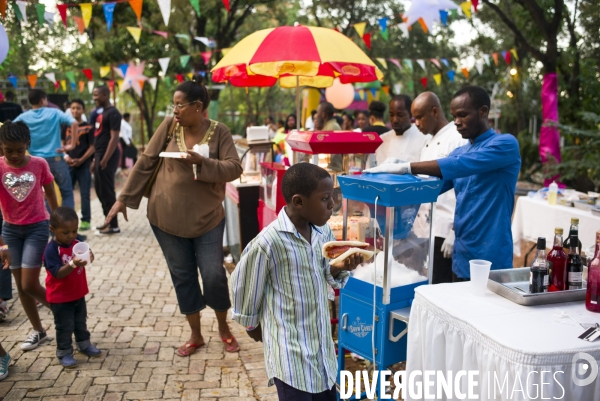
[512,196,600,256]
[406,282,600,401]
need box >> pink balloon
[325,79,354,109]
[0,23,8,66]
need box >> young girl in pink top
[0,121,58,350]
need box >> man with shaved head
[412,92,466,283]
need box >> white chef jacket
[375,124,430,165]
[416,122,467,239]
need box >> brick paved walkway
[0,198,274,401]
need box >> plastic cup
[73,242,91,265]
[470,259,492,296]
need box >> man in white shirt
[119,113,135,168]
[305,109,316,130]
[412,92,467,283]
[375,95,430,165]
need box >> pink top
[0,156,54,225]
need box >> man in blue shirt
[365,86,521,280]
[15,90,78,209]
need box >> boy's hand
[330,254,364,278]
[72,255,87,268]
[89,250,95,263]
[246,325,263,342]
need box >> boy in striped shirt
[231,163,363,401]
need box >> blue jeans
[50,297,91,358]
[2,220,50,269]
[69,159,92,222]
[150,219,230,315]
[45,157,74,209]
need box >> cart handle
[341,313,348,331]
[389,308,410,342]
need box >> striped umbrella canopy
[211,25,383,88]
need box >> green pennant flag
[11,2,23,21]
[180,55,191,68]
[36,4,46,25]
[407,80,414,93]
[190,0,201,16]
[65,71,76,83]
[165,76,172,87]
[175,34,191,41]
[450,9,459,18]
[381,30,389,41]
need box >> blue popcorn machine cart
[336,173,443,400]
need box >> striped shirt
[230,207,349,393]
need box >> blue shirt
[437,129,521,278]
[14,108,75,158]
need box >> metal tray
[488,267,587,306]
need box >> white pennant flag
[148,77,158,90]
[475,60,484,75]
[158,57,170,75]
[394,83,402,94]
[398,23,409,37]
[44,12,55,27]
[194,36,210,47]
[158,0,171,26]
[482,54,491,66]
[88,81,95,93]
[16,1,28,23]
[416,59,426,71]
[44,73,56,83]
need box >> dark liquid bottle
[567,234,583,290]
[548,228,568,292]
[585,231,600,312]
[530,237,548,293]
[563,218,582,255]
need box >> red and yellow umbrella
[211,25,383,88]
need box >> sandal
[0,301,7,322]
[175,342,204,357]
[221,336,240,353]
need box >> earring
[196,109,199,113]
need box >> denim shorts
[151,219,231,315]
[2,220,50,269]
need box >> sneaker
[79,221,91,231]
[59,354,77,369]
[98,227,120,235]
[0,301,8,322]
[0,353,10,380]
[79,344,101,357]
[20,331,50,351]
[95,223,108,230]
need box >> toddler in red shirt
[43,207,100,368]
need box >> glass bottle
[563,218,582,255]
[548,228,568,292]
[530,237,548,293]
[567,234,583,290]
[585,231,600,312]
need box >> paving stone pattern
[0,198,274,401]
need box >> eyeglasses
[172,100,199,110]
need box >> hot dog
[321,241,374,267]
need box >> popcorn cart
[257,162,287,231]
[336,173,443,400]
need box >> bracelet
[246,326,255,331]
[0,245,8,251]
[69,259,76,268]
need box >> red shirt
[43,239,89,303]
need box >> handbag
[143,117,178,198]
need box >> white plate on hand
[159,152,188,158]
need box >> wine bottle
[567,234,583,290]
[585,231,600,312]
[548,228,568,292]
[563,218,582,255]
[530,237,548,293]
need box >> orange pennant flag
[79,81,85,93]
[73,16,85,34]
[27,75,37,88]
[129,0,143,21]
[139,80,145,91]
[417,18,428,34]
[461,67,469,79]
[381,85,390,95]
[0,0,7,19]
[492,53,499,66]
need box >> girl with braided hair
[0,121,58,350]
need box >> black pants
[274,378,336,401]
[432,236,454,284]
[94,150,120,228]
[50,297,91,358]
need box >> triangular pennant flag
[108,80,115,92]
[398,23,409,37]
[358,89,365,100]
[381,85,390,95]
[35,4,45,25]
[79,81,85,93]
[10,2,22,21]
[195,36,210,47]
[0,0,6,20]
[88,81,95,93]
[189,0,200,16]
[417,18,428,34]
[388,58,401,70]
[118,64,129,77]
[377,17,388,32]
[158,57,170,75]
[482,54,490,66]
[447,70,455,82]
[492,53,499,66]
[44,11,55,27]
[57,4,68,27]
[416,59,426,71]
[420,77,428,89]
[73,16,85,34]
[27,75,37,88]
[502,50,511,64]
[452,57,461,67]
[164,76,172,86]
[103,3,116,32]
[376,58,387,70]
[461,67,469,78]
[222,0,230,12]
[44,73,56,83]
[362,33,371,49]
[180,55,191,68]
[407,80,414,93]
[127,27,142,44]
[199,71,206,77]
[404,60,413,71]
[54,81,60,90]
[65,71,76,83]
[100,66,111,78]
[176,74,184,83]
[16,1,27,23]
[80,3,92,28]
[148,77,158,90]
[475,60,484,75]
[441,58,449,68]
[440,10,448,26]
[472,0,479,11]
[154,31,168,38]
[129,0,142,21]
[353,22,366,38]
[201,51,212,65]
[82,69,93,80]
[393,83,401,95]
[430,59,441,69]
[369,88,378,98]
[510,48,519,61]
[380,30,389,41]
[175,34,190,41]
[187,72,193,80]
[158,0,170,26]
[139,80,145,92]
[60,80,67,91]
[433,73,442,86]
[221,47,232,56]
[460,1,472,19]
[70,82,76,90]
[117,79,123,89]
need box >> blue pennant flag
[440,10,448,26]
[441,58,449,68]
[370,88,378,97]
[377,17,389,32]
[8,76,17,88]
[103,3,116,32]
[118,63,129,77]
[70,82,76,90]
[447,70,455,82]
[199,71,206,77]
